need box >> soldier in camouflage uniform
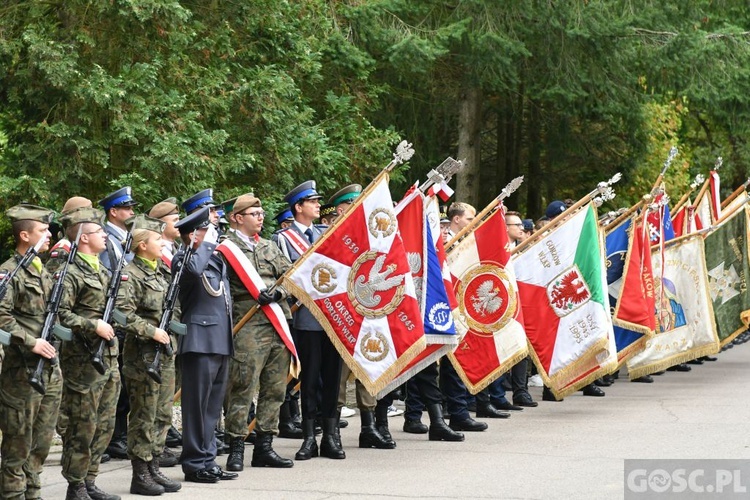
[57,207,122,500]
[45,197,93,274]
[118,215,182,495]
[0,205,62,500]
[223,194,295,471]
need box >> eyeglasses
[239,211,266,219]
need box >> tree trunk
[526,101,542,218]
[456,85,482,206]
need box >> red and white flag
[445,207,528,394]
[282,174,426,395]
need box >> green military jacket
[0,254,53,368]
[58,253,119,362]
[118,256,170,381]
[225,231,292,329]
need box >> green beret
[6,204,56,224]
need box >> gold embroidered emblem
[359,331,389,362]
[368,208,397,238]
[348,251,405,318]
[311,263,337,294]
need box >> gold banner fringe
[282,277,427,397]
[375,343,455,399]
[448,344,530,396]
[553,356,619,400]
[627,341,719,380]
[615,337,648,370]
[719,324,747,349]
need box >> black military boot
[278,401,303,439]
[225,436,245,472]
[375,404,396,448]
[106,413,129,459]
[295,419,319,460]
[158,446,178,468]
[319,418,346,459]
[427,403,464,442]
[130,458,165,496]
[66,482,93,500]
[85,479,122,500]
[148,457,182,492]
[359,410,395,449]
[251,431,294,468]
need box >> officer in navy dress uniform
[275,181,345,461]
[98,187,138,461]
[172,207,238,484]
[182,189,220,226]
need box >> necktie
[304,228,314,244]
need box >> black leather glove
[257,289,281,305]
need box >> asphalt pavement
[40,341,750,499]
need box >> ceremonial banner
[709,170,722,223]
[721,191,748,220]
[605,217,655,365]
[376,189,458,398]
[515,203,615,398]
[703,206,750,346]
[670,204,688,238]
[446,207,528,394]
[646,198,675,244]
[282,174,426,395]
[626,234,720,379]
[694,192,712,230]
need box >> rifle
[0,236,50,353]
[28,226,82,395]
[145,235,194,384]
[90,231,132,375]
[0,236,47,303]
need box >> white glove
[204,224,219,244]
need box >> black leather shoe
[542,387,562,402]
[513,394,539,408]
[701,356,718,362]
[338,419,348,429]
[631,375,654,383]
[602,374,616,385]
[206,465,238,480]
[652,370,666,375]
[476,404,510,419]
[687,358,704,365]
[494,401,523,411]
[403,419,428,434]
[667,363,691,372]
[165,426,182,448]
[594,377,612,387]
[184,469,218,484]
[100,453,111,464]
[582,384,605,397]
[449,417,488,432]
[105,438,128,460]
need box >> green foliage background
[1,0,749,251]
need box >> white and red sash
[279,228,310,256]
[161,247,173,269]
[217,239,300,376]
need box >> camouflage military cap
[6,204,56,224]
[60,207,104,227]
[61,196,93,215]
[233,194,262,214]
[148,197,179,219]
[129,214,166,234]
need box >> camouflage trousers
[124,349,175,461]
[60,355,120,484]
[0,365,62,500]
[224,325,290,438]
[338,363,375,411]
